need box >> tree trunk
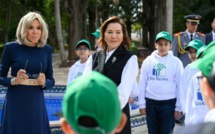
[142,0,168,51]
[142,0,156,51]
[166,0,173,36]
[87,1,96,50]
[101,0,110,22]
[4,0,13,43]
[125,19,132,40]
[54,0,67,67]
[64,0,88,62]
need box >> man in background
[172,14,205,68]
[205,17,215,45]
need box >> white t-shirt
[67,60,86,85]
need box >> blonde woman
[0,12,54,134]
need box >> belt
[19,79,40,86]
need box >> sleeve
[67,66,74,85]
[43,47,55,89]
[175,59,184,111]
[83,55,93,75]
[172,35,179,57]
[179,66,190,113]
[129,80,139,98]
[138,58,149,109]
[118,55,138,109]
[0,44,13,87]
[184,76,195,126]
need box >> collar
[186,30,196,37]
[105,47,118,63]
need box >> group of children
[63,30,209,134]
[138,31,209,134]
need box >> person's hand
[139,108,146,115]
[37,73,46,86]
[14,69,28,84]
[174,111,181,119]
[128,97,135,104]
[11,69,28,85]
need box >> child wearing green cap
[61,71,127,134]
[176,41,215,134]
[91,27,101,51]
[178,39,205,125]
[194,42,215,122]
[184,45,209,126]
[138,31,183,134]
[67,39,91,85]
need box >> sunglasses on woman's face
[24,60,42,79]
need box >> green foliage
[173,0,215,33]
[130,41,140,54]
[132,23,142,31]
[109,0,142,23]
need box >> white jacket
[84,48,139,109]
[138,50,183,111]
[67,60,86,85]
[185,72,209,126]
[180,63,199,113]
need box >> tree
[110,0,142,39]
[64,0,88,62]
[142,0,170,51]
[55,0,67,67]
[87,0,98,50]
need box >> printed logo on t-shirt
[75,72,83,79]
[150,63,168,81]
[195,88,206,105]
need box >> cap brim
[156,37,171,43]
[185,46,190,51]
[91,33,100,38]
[76,42,91,50]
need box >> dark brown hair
[98,16,131,50]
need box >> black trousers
[116,103,131,134]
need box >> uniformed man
[172,14,205,68]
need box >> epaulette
[197,32,205,37]
[174,32,183,36]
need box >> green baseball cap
[155,31,172,42]
[192,41,215,78]
[91,27,100,38]
[196,45,206,59]
[76,39,91,50]
[185,39,205,51]
[62,71,122,134]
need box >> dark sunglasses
[24,60,42,79]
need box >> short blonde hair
[16,12,48,47]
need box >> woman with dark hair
[84,16,139,134]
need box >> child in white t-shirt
[185,45,209,125]
[67,39,91,85]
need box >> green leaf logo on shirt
[152,63,166,77]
